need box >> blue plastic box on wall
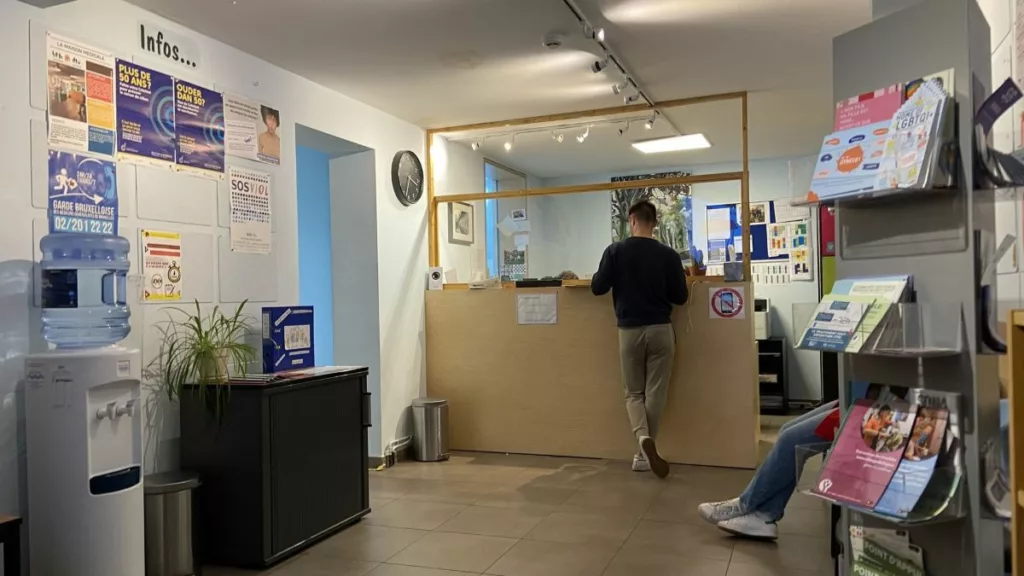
[262,306,315,373]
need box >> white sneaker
[697,498,744,524]
[717,512,779,540]
[632,454,651,472]
[639,436,669,479]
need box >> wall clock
[391,150,424,206]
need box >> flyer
[224,94,281,165]
[115,60,176,165]
[46,32,116,156]
[142,229,183,302]
[228,166,272,254]
[47,150,118,235]
[174,80,225,176]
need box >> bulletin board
[705,200,788,264]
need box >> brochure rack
[796,444,967,526]
[802,1,1002,574]
[792,302,964,358]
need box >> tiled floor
[207,431,833,576]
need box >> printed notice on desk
[517,293,557,325]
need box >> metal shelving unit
[823,1,1003,574]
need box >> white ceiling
[126,0,873,167]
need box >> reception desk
[425,281,760,469]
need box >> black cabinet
[757,337,788,415]
[180,368,371,569]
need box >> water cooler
[25,348,144,575]
[25,233,144,575]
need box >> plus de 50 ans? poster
[115,60,176,165]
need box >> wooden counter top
[425,283,759,469]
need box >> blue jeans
[739,400,838,522]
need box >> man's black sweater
[591,237,689,327]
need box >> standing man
[592,200,688,478]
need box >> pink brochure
[813,398,917,508]
[834,84,903,131]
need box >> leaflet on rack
[850,525,924,576]
[798,295,876,351]
[873,400,949,518]
[812,396,918,509]
[828,276,910,353]
[876,79,948,190]
[808,121,891,201]
[909,390,962,519]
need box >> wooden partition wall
[425,282,760,469]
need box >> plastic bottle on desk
[39,233,131,348]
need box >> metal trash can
[144,472,202,576]
[411,397,450,462]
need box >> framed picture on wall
[449,201,475,245]
[510,208,527,221]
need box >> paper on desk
[517,293,557,325]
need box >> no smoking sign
[709,286,745,319]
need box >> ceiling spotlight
[612,81,628,95]
[471,141,481,151]
[624,93,639,105]
[552,132,564,144]
[583,23,604,42]
[644,116,655,130]
[591,58,609,74]
[576,125,590,143]
[595,28,605,42]
[618,123,630,136]
[504,135,514,152]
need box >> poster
[610,171,693,262]
[228,166,272,254]
[46,32,116,156]
[47,150,118,234]
[115,60,176,165]
[224,94,281,165]
[142,229,182,302]
[174,80,225,176]
[767,223,789,257]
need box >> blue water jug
[39,233,131,348]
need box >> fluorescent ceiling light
[632,134,711,154]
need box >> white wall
[433,137,486,282]
[0,0,427,525]
[536,158,823,401]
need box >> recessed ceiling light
[632,134,712,154]
[504,136,514,152]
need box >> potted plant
[151,299,257,422]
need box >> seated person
[697,400,839,540]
